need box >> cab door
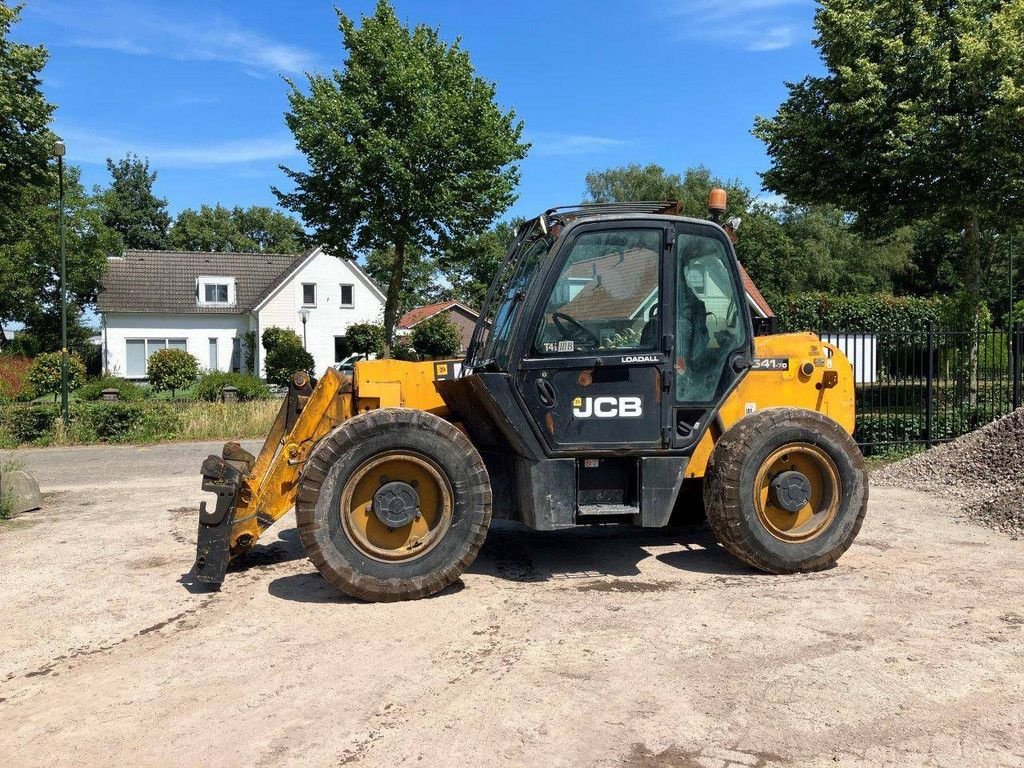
[670,222,754,448]
[514,223,672,453]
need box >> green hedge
[0,402,178,446]
[776,293,947,334]
[193,372,272,402]
[854,409,1001,454]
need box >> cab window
[533,228,661,355]
[674,231,747,402]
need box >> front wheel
[703,407,868,573]
[295,409,492,601]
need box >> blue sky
[15,0,823,222]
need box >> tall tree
[99,153,171,250]
[436,219,520,308]
[169,204,305,253]
[0,3,55,248]
[363,245,438,315]
[275,1,528,353]
[0,165,120,353]
[585,164,751,220]
[754,0,1024,324]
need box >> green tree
[411,313,462,358]
[169,204,305,253]
[27,351,86,402]
[346,322,385,356]
[275,1,529,354]
[585,165,751,220]
[0,165,120,353]
[146,348,199,398]
[0,4,55,247]
[364,245,437,315]
[99,153,171,250]
[436,219,520,308]
[754,0,1024,324]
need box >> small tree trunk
[381,239,407,358]
[964,212,983,409]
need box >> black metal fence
[813,323,1024,454]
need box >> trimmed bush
[194,372,272,402]
[147,348,199,397]
[391,339,420,361]
[0,404,59,444]
[77,376,146,402]
[262,326,315,385]
[27,352,86,402]
[347,323,384,355]
[411,314,462,359]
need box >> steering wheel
[553,312,599,348]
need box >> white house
[97,246,385,379]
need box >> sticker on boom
[572,396,643,419]
[750,358,790,372]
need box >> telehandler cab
[195,192,868,601]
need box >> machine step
[577,504,638,517]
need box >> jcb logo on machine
[572,396,643,419]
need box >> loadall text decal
[572,396,643,418]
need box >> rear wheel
[296,409,492,601]
[703,407,868,573]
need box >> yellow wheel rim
[339,451,453,562]
[753,443,840,543]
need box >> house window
[302,283,317,307]
[334,336,349,363]
[340,284,354,308]
[197,277,235,306]
[125,338,188,377]
[209,338,218,371]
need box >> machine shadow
[467,520,757,583]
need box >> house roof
[398,300,479,329]
[98,249,307,314]
[738,263,774,318]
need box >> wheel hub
[770,470,812,513]
[372,481,420,528]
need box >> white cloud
[529,133,626,157]
[56,126,298,168]
[29,1,316,75]
[665,0,812,52]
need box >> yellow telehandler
[195,193,867,601]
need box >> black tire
[703,407,868,574]
[295,408,492,602]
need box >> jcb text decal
[572,396,643,418]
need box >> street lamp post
[54,140,69,428]
[298,308,310,350]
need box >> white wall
[103,313,251,379]
[255,249,384,378]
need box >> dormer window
[197,277,235,306]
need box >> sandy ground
[1,442,1022,768]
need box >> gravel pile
[873,407,1024,538]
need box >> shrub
[265,344,315,385]
[347,323,385,355]
[242,330,258,374]
[0,356,32,402]
[194,371,272,402]
[0,404,59,444]
[27,352,86,402]
[411,314,462,359]
[147,348,199,397]
[77,376,146,402]
[262,326,314,385]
